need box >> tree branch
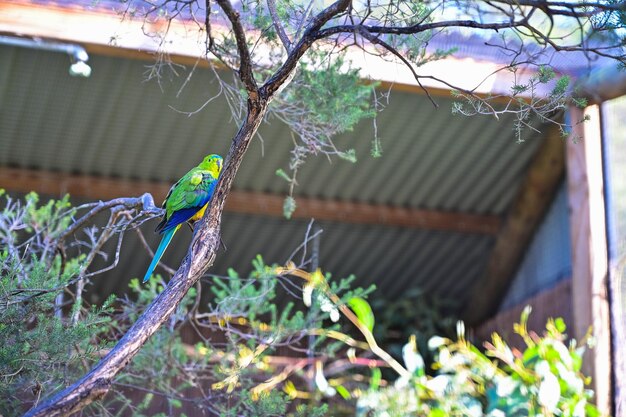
[214,0,258,96]
[317,17,529,38]
[499,0,625,17]
[23,93,269,417]
[267,0,292,51]
[262,0,352,98]
[60,194,160,240]
[23,251,213,417]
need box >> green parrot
[142,154,223,283]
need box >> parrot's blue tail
[143,225,180,283]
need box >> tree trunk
[23,98,268,417]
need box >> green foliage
[115,255,376,416]
[357,307,599,417]
[348,297,375,332]
[271,51,378,204]
[372,288,458,368]
[0,190,354,415]
[293,402,329,417]
[216,390,290,417]
[338,148,358,163]
[275,168,292,183]
[0,193,114,416]
[284,56,377,137]
[0,193,601,417]
[450,35,593,143]
[283,195,297,219]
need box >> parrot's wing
[160,177,181,209]
[156,171,218,233]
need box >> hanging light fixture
[0,35,91,77]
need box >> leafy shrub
[0,192,599,417]
[356,307,599,417]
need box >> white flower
[556,362,583,393]
[573,399,586,417]
[402,336,424,374]
[314,361,336,397]
[549,340,573,368]
[538,370,561,412]
[466,401,483,417]
[428,336,447,350]
[535,360,551,377]
[437,347,451,367]
[303,283,313,307]
[495,376,517,397]
[317,293,340,322]
[456,320,465,339]
[394,375,409,389]
[426,375,448,396]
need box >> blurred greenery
[357,306,599,417]
[0,193,600,416]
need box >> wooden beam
[566,105,611,414]
[0,166,502,235]
[464,125,565,325]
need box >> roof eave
[0,0,549,98]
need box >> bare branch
[501,0,626,17]
[23,81,271,417]
[214,0,258,95]
[267,0,292,51]
[357,27,439,108]
[317,16,529,38]
[71,210,120,325]
[60,194,160,241]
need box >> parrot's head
[201,154,223,176]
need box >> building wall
[499,182,572,311]
[474,182,573,344]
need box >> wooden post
[566,105,611,414]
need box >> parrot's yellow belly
[190,203,209,222]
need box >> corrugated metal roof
[0,44,548,316]
[0,45,544,212]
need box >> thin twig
[267,0,292,51]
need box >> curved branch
[23,252,213,417]
[215,0,258,96]
[262,0,352,98]
[22,2,359,413]
[21,0,625,414]
[317,17,528,38]
[499,0,625,17]
[60,194,160,240]
[23,95,269,417]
